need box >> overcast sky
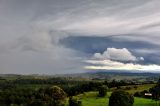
[0,0,160,74]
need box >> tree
[69,97,82,106]
[47,86,66,106]
[98,85,108,97]
[149,78,160,102]
[109,90,134,106]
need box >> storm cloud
[0,0,160,74]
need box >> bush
[134,92,141,97]
[109,90,134,106]
[125,87,132,90]
[134,86,138,89]
[69,97,82,106]
[98,85,108,97]
[47,86,66,106]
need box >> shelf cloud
[84,48,159,72]
[85,59,160,72]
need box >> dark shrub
[109,90,134,106]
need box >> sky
[0,0,160,74]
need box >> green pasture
[74,91,156,106]
[122,84,155,94]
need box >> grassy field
[75,91,156,106]
[67,84,157,106]
[121,84,155,94]
[110,84,155,95]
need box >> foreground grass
[75,92,156,106]
[134,97,156,106]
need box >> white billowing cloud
[85,60,160,72]
[93,48,140,61]
[85,48,152,72]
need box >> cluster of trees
[0,79,106,106]
[65,82,103,96]
[0,84,108,106]
[134,78,160,101]
[12,77,84,85]
[0,86,67,106]
[0,77,141,90]
[104,80,137,88]
[134,90,150,98]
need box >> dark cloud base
[60,35,160,64]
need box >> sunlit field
[73,91,156,106]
